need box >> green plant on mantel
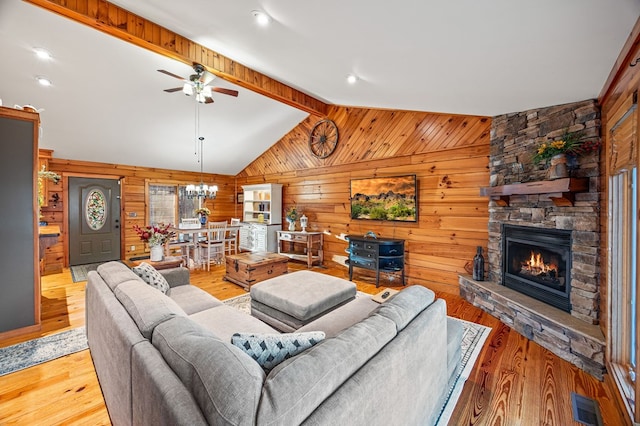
[532,128,600,166]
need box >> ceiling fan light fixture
[183,83,194,96]
[33,47,52,60]
[202,86,212,98]
[36,76,52,86]
[252,10,271,26]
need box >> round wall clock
[308,119,339,159]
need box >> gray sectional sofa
[86,261,462,426]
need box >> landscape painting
[350,175,417,222]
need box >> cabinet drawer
[349,256,376,270]
[279,232,307,242]
[351,248,377,259]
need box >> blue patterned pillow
[132,262,170,294]
[231,331,325,371]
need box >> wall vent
[571,392,603,426]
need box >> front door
[68,177,121,266]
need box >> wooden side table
[277,231,323,268]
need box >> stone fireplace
[460,99,605,378]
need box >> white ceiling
[1,0,639,175]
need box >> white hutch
[239,183,282,252]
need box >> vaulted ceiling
[0,0,638,175]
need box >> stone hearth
[462,99,605,378]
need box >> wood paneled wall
[238,105,491,293]
[41,157,237,270]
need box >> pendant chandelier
[186,102,217,199]
[186,136,218,199]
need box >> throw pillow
[231,331,325,371]
[132,262,170,294]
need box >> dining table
[167,223,241,268]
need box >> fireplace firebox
[502,224,572,312]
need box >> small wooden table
[224,252,289,290]
[277,231,323,268]
[132,256,184,270]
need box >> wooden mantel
[480,178,589,207]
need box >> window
[147,182,199,226]
[608,93,639,420]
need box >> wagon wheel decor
[308,119,339,159]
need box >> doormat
[70,260,124,283]
[222,293,491,425]
[0,327,88,376]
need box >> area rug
[222,293,491,424]
[0,327,88,376]
[70,260,122,282]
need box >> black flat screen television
[350,174,418,222]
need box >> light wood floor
[0,261,628,425]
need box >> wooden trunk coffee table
[224,252,289,290]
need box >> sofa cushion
[257,313,396,425]
[375,285,435,331]
[114,280,187,339]
[132,262,170,294]
[153,317,265,426]
[97,260,144,291]
[231,331,325,371]
[168,285,223,315]
[189,305,278,342]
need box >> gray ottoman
[250,270,357,332]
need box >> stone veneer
[461,99,605,378]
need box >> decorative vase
[199,214,207,226]
[150,245,164,262]
[288,220,296,231]
[300,214,308,232]
[547,153,569,180]
[472,246,485,281]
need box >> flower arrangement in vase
[194,207,211,225]
[133,223,175,261]
[532,129,601,180]
[285,206,299,231]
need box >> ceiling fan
[158,63,239,104]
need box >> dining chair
[224,218,241,255]
[198,221,226,271]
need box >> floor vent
[571,392,603,426]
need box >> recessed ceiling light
[251,10,271,26]
[346,74,358,84]
[33,47,52,60]
[36,76,52,87]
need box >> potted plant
[133,223,175,261]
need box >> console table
[277,231,323,268]
[347,235,405,287]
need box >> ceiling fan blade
[212,87,239,97]
[158,69,186,80]
[204,97,215,104]
[164,87,183,93]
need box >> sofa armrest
[159,267,191,288]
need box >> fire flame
[522,251,558,276]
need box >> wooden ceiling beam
[24,0,328,116]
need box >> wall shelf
[480,177,589,207]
